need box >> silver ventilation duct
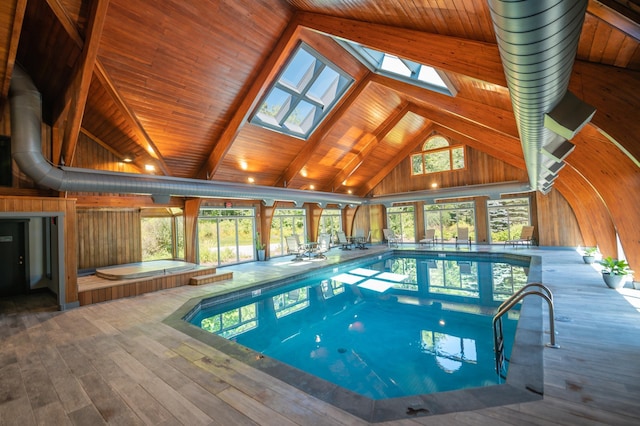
[9,66,531,207]
[9,66,363,207]
[487,0,590,191]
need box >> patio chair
[455,227,471,249]
[506,225,535,248]
[382,228,400,248]
[314,233,332,259]
[353,229,368,249]
[335,231,353,250]
[286,235,306,261]
[419,228,436,247]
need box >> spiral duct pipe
[10,66,532,206]
[487,0,589,191]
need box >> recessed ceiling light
[431,183,438,188]
[240,160,248,170]
[145,164,155,172]
[248,177,255,183]
[347,189,352,194]
[309,184,315,190]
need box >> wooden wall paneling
[368,204,385,243]
[77,208,140,269]
[570,62,640,164]
[535,188,583,246]
[351,205,371,238]
[306,203,322,242]
[183,198,201,263]
[568,126,639,269]
[554,167,617,253]
[0,196,77,305]
[414,201,425,241]
[372,145,528,196]
[474,196,490,244]
[258,203,275,259]
[341,206,357,237]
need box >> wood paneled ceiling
[1,0,639,197]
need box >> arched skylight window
[411,135,465,175]
[251,43,353,140]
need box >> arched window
[411,135,465,175]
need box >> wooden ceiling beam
[408,103,525,165]
[324,101,411,192]
[45,0,170,175]
[0,0,26,105]
[588,0,640,39]
[198,17,307,180]
[276,74,373,188]
[369,74,519,139]
[356,123,435,196]
[432,124,526,170]
[60,0,109,167]
[296,11,507,87]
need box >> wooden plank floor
[1,246,639,425]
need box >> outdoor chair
[505,225,535,248]
[335,231,353,250]
[382,228,400,248]
[455,227,471,249]
[286,235,306,261]
[420,228,436,247]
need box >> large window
[487,198,531,243]
[424,201,475,243]
[250,42,353,140]
[198,208,256,265]
[411,135,465,175]
[270,209,307,257]
[387,205,415,242]
[319,209,342,239]
[141,210,184,261]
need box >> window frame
[250,42,353,140]
[411,136,466,176]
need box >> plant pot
[582,255,595,264]
[602,273,627,289]
[257,249,266,261]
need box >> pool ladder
[493,283,560,379]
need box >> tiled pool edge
[164,252,544,423]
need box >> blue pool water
[186,253,526,400]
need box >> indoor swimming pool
[167,251,544,422]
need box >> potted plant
[255,232,266,261]
[599,256,633,289]
[582,247,598,264]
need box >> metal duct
[9,66,363,207]
[9,66,532,207]
[487,0,589,191]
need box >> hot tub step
[189,271,233,286]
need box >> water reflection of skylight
[251,42,353,139]
[335,38,455,96]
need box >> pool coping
[164,250,544,423]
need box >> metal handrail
[498,283,552,312]
[493,283,559,378]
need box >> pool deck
[1,244,640,425]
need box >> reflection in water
[190,253,526,399]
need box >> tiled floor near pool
[1,244,640,425]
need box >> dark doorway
[0,136,11,187]
[0,220,29,297]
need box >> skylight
[251,43,353,139]
[336,39,455,96]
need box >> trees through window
[411,135,465,175]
